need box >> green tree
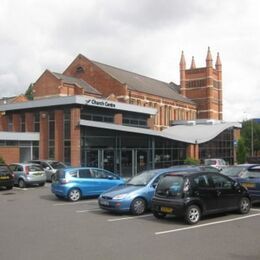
[25,83,34,100]
[236,138,246,164]
[241,120,260,157]
[184,157,200,165]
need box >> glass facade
[199,128,234,165]
[64,109,71,165]
[48,111,55,159]
[80,127,187,178]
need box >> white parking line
[252,208,260,212]
[76,208,103,213]
[155,213,260,235]
[107,214,153,222]
[52,200,98,206]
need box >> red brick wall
[0,115,8,131]
[33,70,62,99]
[70,108,81,167]
[0,147,20,164]
[12,114,20,132]
[114,113,123,125]
[55,110,64,162]
[25,112,34,132]
[64,55,128,98]
[39,111,48,159]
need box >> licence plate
[100,199,109,206]
[161,207,173,213]
[242,183,256,188]
[0,176,9,180]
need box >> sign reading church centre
[85,98,116,108]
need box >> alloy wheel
[68,189,81,202]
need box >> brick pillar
[55,110,64,162]
[0,115,8,131]
[39,111,48,159]
[25,112,34,132]
[13,114,20,131]
[186,143,199,161]
[71,108,81,167]
[147,116,155,129]
[114,113,123,125]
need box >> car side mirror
[151,183,158,189]
[107,175,114,180]
[45,167,50,170]
[233,182,240,189]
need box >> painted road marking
[107,214,153,222]
[76,208,102,213]
[155,213,260,235]
[53,200,98,206]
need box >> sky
[0,0,259,122]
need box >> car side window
[79,169,92,178]
[247,171,260,178]
[211,174,233,189]
[92,169,107,179]
[17,165,23,172]
[193,175,211,188]
[41,162,49,169]
[69,170,78,178]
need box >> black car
[152,171,251,225]
[0,164,14,190]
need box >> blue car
[98,166,215,215]
[51,167,125,201]
[222,164,260,203]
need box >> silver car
[27,160,67,182]
[9,163,46,188]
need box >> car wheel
[130,198,146,215]
[153,211,166,219]
[18,179,26,188]
[185,205,201,225]
[68,188,81,202]
[51,175,55,183]
[39,182,45,187]
[238,197,251,214]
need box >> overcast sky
[1,0,259,121]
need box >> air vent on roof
[76,66,85,73]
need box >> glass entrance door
[136,149,148,173]
[102,150,115,173]
[121,150,134,179]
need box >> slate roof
[92,61,194,105]
[52,72,101,96]
[0,96,18,105]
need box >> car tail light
[25,166,29,175]
[60,179,70,184]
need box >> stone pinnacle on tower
[215,52,222,70]
[190,56,196,69]
[179,50,186,70]
[206,47,213,67]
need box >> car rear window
[28,165,43,172]
[156,175,184,197]
[205,159,217,165]
[50,161,66,169]
[0,165,11,175]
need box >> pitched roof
[0,96,17,105]
[92,61,194,104]
[52,72,101,96]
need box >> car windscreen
[222,166,246,177]
[127,170,159,186]
[156,175,184,197]
[50,161,66,169]
[205,159,217,166]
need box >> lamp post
[251,118,254,157]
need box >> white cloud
[0,0,260,121]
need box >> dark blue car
[52,167,125,201]
[99,166,218,215]
[222,164,260,203]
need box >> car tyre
[68,188,81,202]
[51,175,55,183]
[153,211,166,219]
[130,198,146,215]
[18,179,26,188]
[238,197,251,214]
[184,205,201,225]
[39,182,45,187]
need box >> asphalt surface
[1,184,260,260]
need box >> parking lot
[1,184,260,260]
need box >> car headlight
[113,194,128,200]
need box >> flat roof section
[0,95,157,115]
